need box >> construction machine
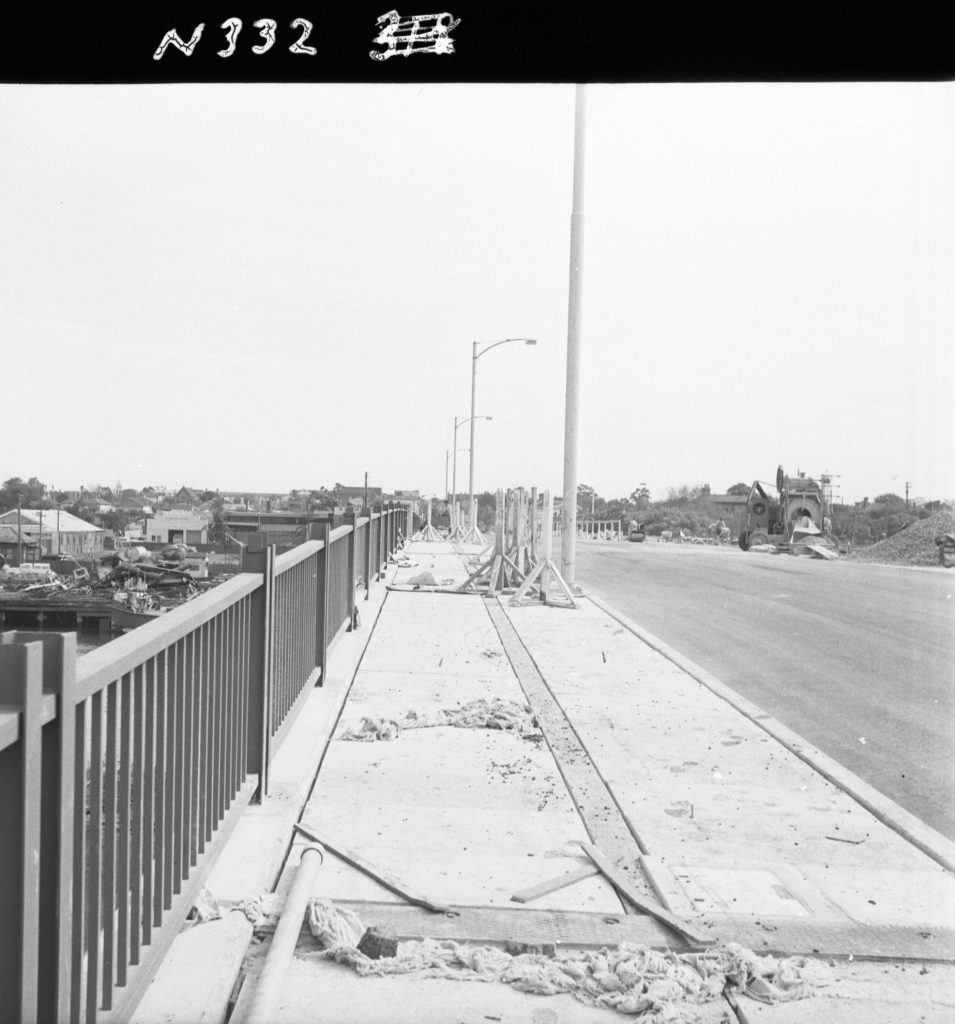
[738,466,838,557]
[628,520,646,542]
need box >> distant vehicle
[628,521,646,542]
[738,465,839,556]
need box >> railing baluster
[102,683,118,1010]
[213,613,225,828]
[153,650,167,928]
[85,690,103,1023]
[162,645,177,912]
[70,700,86,1020]
[206,618,216,844]
[117,672,132,988]
[131,663,146,963]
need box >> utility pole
[905,481,911,509]
[561,83,587,587]
[16,495,22,566]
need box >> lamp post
[452,415,491,524]
[561,83,587,587]
[467,338,537,519]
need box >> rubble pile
[850,510,955,567]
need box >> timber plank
[485,600,651,899]
[332,901,680,949]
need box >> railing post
[377,506,385,580]
[36,632,75,1024]
[309,522,330,684]
[364,511,373,602]
[241,533,274,801]
[345,510,358,630]
[0,636,46,1024]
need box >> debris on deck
[304,899,833,1020]
[339,698,540,742]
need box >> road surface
[573,540,955,840]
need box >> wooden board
[485,601,649,900]
[577,842,716,947]
[332,900,680,949]
[510,864,600,904]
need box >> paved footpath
[136,538,955,1024]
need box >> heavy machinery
[628,520,646,542]
[738,465,837,556]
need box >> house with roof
[0,509,103,559]
[173,486,202,506]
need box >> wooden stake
[510,864,600,904]
[294,823,452,914]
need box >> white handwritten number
[252,19,278,54]
[289,18,317,55]
[218,18,243,58]
[153,24,206,60]
[154,17,319,58]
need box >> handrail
[274,538,323,573]
[76,572,260,701]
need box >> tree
[629,484,651,510]
[689,483,711,502]
[577,483,597,517]
[208,496,227,544]
[726,482,750,496]
[0,476,49,513]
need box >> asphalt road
[573,540,955,840]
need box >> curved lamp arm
[474,337,537,362]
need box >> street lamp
[452,415,492,520]
[467,338,537,518]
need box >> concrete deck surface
[135,538,955,1024]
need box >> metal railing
[0,506,403,1024]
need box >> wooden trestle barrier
[456,488,576,608]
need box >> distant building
[0,508,103,559]
[143,509,210,546]
[335,486,383,506]
[173,486,202,506]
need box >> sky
[1,82,951,505]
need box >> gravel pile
[849,509,955,567]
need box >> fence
[0,506,402,1024]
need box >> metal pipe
[237,845,324,1024]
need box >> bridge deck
[137,539,955,1024]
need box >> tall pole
[17,495,22,565]
[561,83,587,586]
[452,416,460,515]
[468,342,478,519]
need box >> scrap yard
[0,544,220,633]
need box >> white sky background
[1,82,951,504]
